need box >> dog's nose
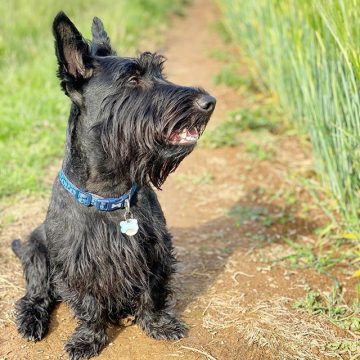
[195,95,216,113]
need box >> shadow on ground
[172,198,318,312]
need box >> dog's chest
[50,213,167,300]
[47,184,170,302]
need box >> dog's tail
[11,239,23,259]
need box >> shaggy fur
[12,12,215,360]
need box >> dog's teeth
[180,130,187,139]
[168,127,201,144]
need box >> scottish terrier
[12,12,215,359]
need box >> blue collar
[58,170,137,212]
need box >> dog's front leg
[65,294,108,360]
[136,260,187,341]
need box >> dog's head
[53,12,216,188]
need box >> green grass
[0,0,187,199]
[293,284,360,348]
[228,205,293,228]
[201,105,283,149]
[244,142,274,161]
[208,49,232,62]
[277,238,350,274]
[213,64,250,89]
[217,0,360,232]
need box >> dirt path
[0,1,356,359]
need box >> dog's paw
[15,296,49,341]
[65,326,107,360]
[65,341,102,360]
[140,312,187,340]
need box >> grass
[213,64,251,89]
[200,104,283,149]
[293,285,360,343]
[203,292,360,359]
[208,49,232,62]
[217,0,360,232]
[228,205,293,229]
[0,0,187,199]
[229,205,273,228]
[244,142,274,161]
[277,237,351,274]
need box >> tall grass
[218,0,360,230]
[0,0,185,198]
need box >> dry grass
[180,346,218,360]
[203,292,359,360]
[0,273,23,326]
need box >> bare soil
[0,1,357,359]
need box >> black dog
[12,12,215,359]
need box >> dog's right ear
[91,17,116,56]
[53,12,93,84]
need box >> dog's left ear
[53,12,93,83]
[91,17,116,56]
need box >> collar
[58,170,137,211]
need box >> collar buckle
[95,200,111,211]
[76,191,92,206]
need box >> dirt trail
[0,1,354,359]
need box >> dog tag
[120,218,139,236]
[120,198,138,236]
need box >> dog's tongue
[169,128,199,145]
[187,128,198,137]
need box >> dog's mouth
[167,125,206,146]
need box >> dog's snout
[195,95,216,113]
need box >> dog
[12,12,216,359]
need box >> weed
[327,340,360,356]
[228,205,293,229]
[244,142,274,161]
[200,118,241,148]
[293,285,360,338]
[276,238,352,274]
[236,107,280,132]
[208,49,232,62]
[219,246,233,254]
[212,20,232,43]
[228,205,269,227]
[201,105,282,149]
[213,64,251,89]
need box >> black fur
[12,12,215,360]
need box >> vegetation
[217,0,360,232]
[0,0,186,198]
[293,284,360,355]
[201,105,282,149]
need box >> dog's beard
[148,144,195,188]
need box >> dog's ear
[53,12,93,83]
[91,17,116,56]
